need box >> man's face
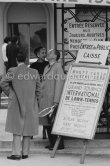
[39,48,46,60]
[47,49,56,61]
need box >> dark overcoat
[39,62,65,126]
[0,64,41,136]
[6,43,19,69]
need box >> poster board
[52,64,110,139]
[75,49,109,65]
[68,22,106,50]
[75,40,110,65]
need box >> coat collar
[18,63,25,66]
[43,62,57,77]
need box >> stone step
[1,97,8,103]
[0,136,110,155]
[0,141,110,156]
[0,138,110,149]
[0,139,48,149]
[0,96,8,109]
[1,147,110,156]
[0,104,8,109]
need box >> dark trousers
[4,62,8,73]
[43,126,47,139]
[46,126,64,148]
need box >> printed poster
[52,64,110,139]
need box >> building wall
[0,3,6,75]
[0,2,54,75]
[8,3,47,23]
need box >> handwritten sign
[75,41,110,65]
[69,22,105,50]
[79,40,110,50]
[52,64,110,139]
[76,49,108,65]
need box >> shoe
[43,136,47,139]
[45,145,51,149]
[22,155,29,159]
[7,155,21,160]
[57,146,64,150]
[49,146,64,151]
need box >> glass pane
[30,24,47,62]
[8,24,29,65]
[8,23,47,64]
[18,24,29,65]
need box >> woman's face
[39,48,46,60]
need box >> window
[8,23,47,65]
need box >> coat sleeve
[0,68,14,96]
[54,64,65,103]
[35,70,41,105]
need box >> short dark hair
[16,50,27,62]
[54,50,60,61]
[11,36,18,44]
[34,46,44,56]
[4,36,11,43]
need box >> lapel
[43,63,56,76]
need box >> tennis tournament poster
[52,64,110,139]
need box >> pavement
[0,153,110,166]
[1,109,110,165]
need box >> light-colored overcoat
[0,64,41,136]
[40,62,65,126]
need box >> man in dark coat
[6,36,19,70]
[0,50,41,160]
